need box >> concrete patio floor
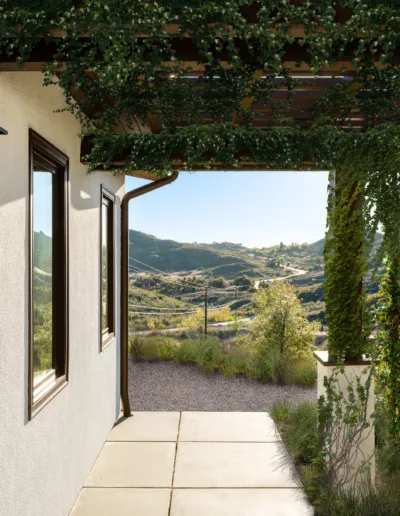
[70,412,313,516]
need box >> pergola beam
[1,33,391,73]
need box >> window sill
[101,332,116,352]
[33,369,56,404]
[30,375,68,420]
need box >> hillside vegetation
[32,230,382,332]
[129,230,383,328]
[129,230,267,278]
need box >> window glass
[33,163,54,387]
[29,130,68,418]
[102,200,109,332]
[101,188,114,347]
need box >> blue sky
[34,172,53,236]
[127,171,329,248]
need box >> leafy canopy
[2,1,400,173]
[251,281,316,358]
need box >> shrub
[278,401,319,465]
[375,402,400,476]
[329,478,400,516]
[177,310,203,332]
[220,354,247,378]
[129,336,145,361]
[251,281,317,359]
[130,329,316,386]
[234,274,254,289]
[284,357,317,386]
[249,282,317,385]
[129,335,162,361]
[196,337,224,373]
[158,339,176,360]
[270,400,292,423]
[254,345,284,383]
[174,339,198,365]
[207,306,233,323]
[271,385,400,516]
[219,340,251,378]
[209,276,227,288]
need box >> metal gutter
[120,171,179,417]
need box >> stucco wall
[0,72,124,516]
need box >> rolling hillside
[129,230,383,277]
[129,230,267,277]
[129,230,384,325]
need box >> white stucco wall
[0,72,124,516]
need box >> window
[29,130,69,419]
[100,186,115,349]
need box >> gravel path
[129,360,317,412]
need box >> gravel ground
[129,360,317,412]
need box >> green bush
[129,335,162,361]
[270,400,292,423]
[252,345,290,384]
[195,337,224,373]
[375,403,400,476]
[130,330,317,387]
[284,357,317,386]
[129,336,144,360]
[219,340,251,378]
[174,339,198,365]
[327,478,400,516]
[249,282,317,385]
[279,401,319,464]
[271,399,400,516]
[158,339,176,360]
[220,354,247,377]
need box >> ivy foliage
[1,1,400,173]
[376,259,400,442]
[2,1,400,363]
[323,127,400,359]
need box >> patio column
[316,168,375,490]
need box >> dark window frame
[100,185,115,350]
[28,130,69,420]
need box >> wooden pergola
[2,1,395,179]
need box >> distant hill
[34,231,52,273]
[129,230,267,277]
[35,228,382,280]
[129,229,384,282]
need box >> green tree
[210,276,227,288]
[33,304,53,372]
[250,282,316,381]
[234,274,254,290]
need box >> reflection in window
[102,200,109,331]
[33,165,55,392]
[29,130,68,418]
[101,188,115,348]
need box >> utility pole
[234,287,238,324]
[204,286,208,336]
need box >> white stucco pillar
[314,351,375,490]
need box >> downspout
[120,171,179,417]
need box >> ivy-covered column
[324,167,368,361]
[315,166,375,490]
[377,246,400,443]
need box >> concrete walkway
[70,412,313,516]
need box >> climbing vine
[376,258,400,442]
[2,2,400,371]
[324,166,370,361]
[2,1,400,164]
